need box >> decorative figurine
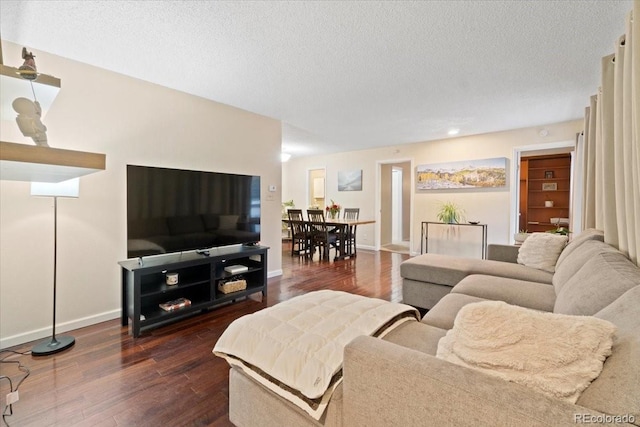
[12,97,48,146]
[18,47,38,80]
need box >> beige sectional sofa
[226,229,640,426]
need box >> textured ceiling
[0,1,632,159]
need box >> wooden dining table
[282,218,375,260]
[327,218,375,259]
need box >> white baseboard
[0,309,121,350]
[268,269,283,278]
[357,244,376,251]
[2,270,283,349]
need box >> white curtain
[582,1,639,265]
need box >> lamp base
[31,335,75,356]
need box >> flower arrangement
[325,199,341,219]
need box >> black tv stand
[119,245,268,337]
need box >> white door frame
[375,158,414,252]
[392,166,403,243]
[510,140,576,238]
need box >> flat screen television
[126,165,261,259]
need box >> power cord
[1,350,31,427]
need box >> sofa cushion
[401,254,552,288]
[421,293,487,330]
[167,215,206,235]
[201,213,220,230]
[576,333,640,425]
[555,228,604,269]
[436,301,616,404]
[219,214,240,229]
[594,285,640,334]
[577,286,640,422]
[554,251,640,316]
[516,232,568,273]
[402,279,452,310]
[451,275,555,312]
[552,240,618,294]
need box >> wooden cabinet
[521,154,571,233]
[119,245,268,337]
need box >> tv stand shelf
[119,245,268,337]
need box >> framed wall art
[416,157,507,190]
[338,170,363,191]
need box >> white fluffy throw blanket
[436,301,616,403]
[214,290,418,419]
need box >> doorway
[392,167,403,243]
[378,160,412,254]
[511,140,577,242]
[308,168,326,210]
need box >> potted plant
[514,229,530,244]
[547,226,571,236]
[436,201,464,224]
[282,200,295,220]
[281,200,295,237]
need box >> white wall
[0,42,283,348]
[282,120,582,254]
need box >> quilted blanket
[213,290,419,420]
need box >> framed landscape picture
[338,170,363,191]
[542,182,558,191]
[416,157,507,190]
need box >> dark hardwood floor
[1,244,409,426]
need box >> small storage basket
[218,279,247,294]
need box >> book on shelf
[159,297,191,312]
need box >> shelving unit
[119,245,268,337]
[520,154,571,233]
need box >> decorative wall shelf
[0,141,106,182]
[0,58,106,182]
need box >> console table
[421,222,488,259]
[119,245,268,337]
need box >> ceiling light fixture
[448,128,460,136]
[280,153,292,162]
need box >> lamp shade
[31,177,79,198]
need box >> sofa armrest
[343,336,620,427]
[487,244,520,263]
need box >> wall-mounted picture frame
[416,157,507,190]
[542,182,558,191]
[338,170,363,191]
[544,170,554,179]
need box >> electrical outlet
[6,391,19,405]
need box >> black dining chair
[287,209,310,257]
[342,208,360,256]
[307,209,339,260]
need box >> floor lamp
[30,178,79,356]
